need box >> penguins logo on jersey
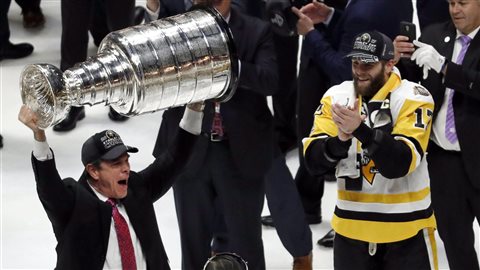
[361,154,378,185]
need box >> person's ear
[85,164,101,181]
[385,59,395,73]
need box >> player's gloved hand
[411,40,445,80]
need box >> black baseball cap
[81,130,138,166]
[346,30,395,63]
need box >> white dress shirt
[88,183,147,270]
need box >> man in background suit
[395,0,480,269]
[152,1,278,269]
[147,2,312,268]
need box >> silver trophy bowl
[20,7,238,129]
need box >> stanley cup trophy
[20,6,239,129]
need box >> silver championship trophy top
[20,6,239,129]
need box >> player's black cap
[346,30,395,63]
[81,130,138,165]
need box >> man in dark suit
[395,0,480,269]
[146,2,312,268]
[18,103,203,270]
[292,0,413,247]
[152,1,277,269]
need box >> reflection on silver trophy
[20,7,239,129]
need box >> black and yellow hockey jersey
[303,68,436,243]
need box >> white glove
[411,40,445,80]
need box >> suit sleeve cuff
[146,5,159,20]
[179,107,203,135]
[33,139,53,161]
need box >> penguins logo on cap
[106,130,117,139]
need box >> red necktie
[107,199,137,270]
[211,102,225,139]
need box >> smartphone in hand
[399,21,416,42]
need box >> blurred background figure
[1,0,35,149]
[146,1,312,268]
[0,0,34,61]
[53,0,143,132]
[14,0,45,28]
[152,0,278,269]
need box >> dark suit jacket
[153,7,278,179]
[401,21,480,189]
[158,0,186,18]
[156,0,262,19]
[302,0,413,86]
[32,129,196,270]
[416,0,450,30]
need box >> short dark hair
[90,159,102,170]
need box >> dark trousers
[14,0,41,12]
[272,34,298,153]
[427,142,480,270]
[0,0,11,45]
[173,140,266,270]
[60,0,134,70]
[264,151,312,257]
[212,147,312,258]
[295,62,328,217]
[334,229,437,270]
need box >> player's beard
[353,63,387,99]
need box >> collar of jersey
[369,67,401,103]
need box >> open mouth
[118,179,127,186]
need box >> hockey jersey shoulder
[392,80,433,104]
